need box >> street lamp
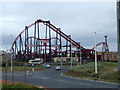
[10,35,13,71]
[95,32,97,74]
[79,42,81,65]
[59,28,63,67]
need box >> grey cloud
[1,2,117,51]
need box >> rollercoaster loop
[11,19,109,61]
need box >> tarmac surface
[2,65,119,89]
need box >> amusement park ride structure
[10,19,109,61]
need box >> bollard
[32,68,34,72]
[26,71,29,76]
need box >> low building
[54,57,78,62]
[97,52,117,61]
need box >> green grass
[2,83,43,89]
[63,62,119,83]
[2,60,28,67]
[2,60,48,72]
[2,65,48,72]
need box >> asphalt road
[2,66,119,88]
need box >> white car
[55,66,61,70]
[43,64,51,68]
[46,64,51,68]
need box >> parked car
[43,64,51,68]
[55,66,61,70]
[31,64,35,67]
[46,64,51,68]
[28,64,35,67]
[43,64,46,67]
[18,63,22,66]
[28,64,32,67]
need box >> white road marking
[32,75,49,80]
[2,73,50,81]
[2,74,24,77]
[60,73,117,88]
[55,79,93,86]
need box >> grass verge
[63,62,119,83]
[2,83,40,89]
[2,65,48,72]
[2,59,49,72]
[1,80,44,89]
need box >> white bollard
[26,70,29,76]
[32,68,34,72]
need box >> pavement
[2,66,119,89]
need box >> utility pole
[59,28,62,67]
[10,35,13,72]
[70,35,72,67]
[117,0,120,71]
[79,42,81,65]
[95,32,97,74]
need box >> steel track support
[70,35,71,57]
[37,21,41,58]
[19,35,22,59]
[34,22,36,55]
[66,39,68,57]
[45,23,47,63]
[49,21,51,62]
[56,28,58,57]
[15,42,17,59]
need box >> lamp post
[10,35,13,72]
[95,32,97,74]
[79,42,81,65]
[59,28,62,67]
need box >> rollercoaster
[10,19,109,61]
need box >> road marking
[2,74,24,77]
[60,73,117,88]
[55,79,93,86]
[41,77,49,80]
[2,73,49,79]
[60,72,118,84]
[32,75,49,80]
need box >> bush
[92,73,100,78]
[65,62,118,83]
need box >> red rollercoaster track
[10,19,109,61]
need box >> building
[98,52,117,61]
[54,57,78,62]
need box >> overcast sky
[0,2,117,51]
